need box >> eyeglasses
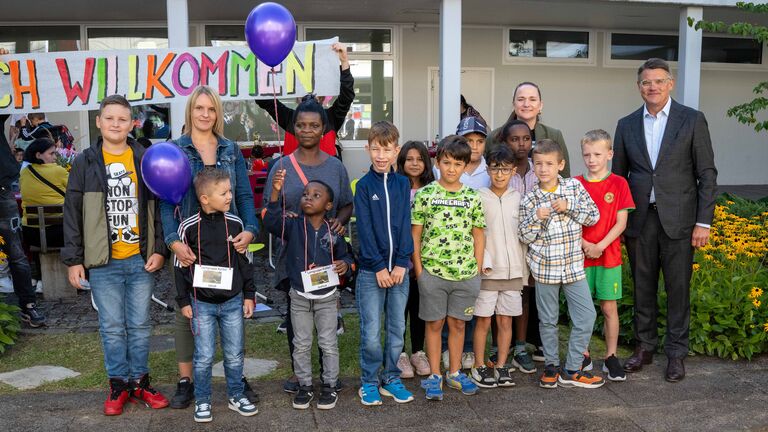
[639,78,671,88]
[489,167,514,174]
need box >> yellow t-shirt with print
[102,147,140,259]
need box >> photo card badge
[193,264,234,290]
[301,264,340,293]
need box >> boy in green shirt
[412,136,486,401]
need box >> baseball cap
[456,116,487,137]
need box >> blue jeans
[192,293,245,402]
[535,278,597,372]
[0,188,35,307]
[356,269,409,385]
[89,254,153,381]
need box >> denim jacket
[159,134,258,247]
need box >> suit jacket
[612,99,717,240]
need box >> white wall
[400,26,768,185]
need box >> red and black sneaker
[131,374,169,409]
[104,378,130,416]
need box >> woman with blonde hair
[159,86,258,409]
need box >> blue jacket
[354,167,413,272]
[159,134,258,247]
[263,201,352,295]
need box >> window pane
[87,27,168,50]
[223,100,298,143]
[508,30,589,58]
[343,60,393,140]
[88,105,172,145]
[702,36,762,64]
[306,28,391,53]
[611,33,678,61]
[0,26,80,53]
[205,25,247,47]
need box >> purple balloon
[245,2,296,67]
[141,142,191,205]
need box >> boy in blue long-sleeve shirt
[264,172,352,410]
[354,121,415,406]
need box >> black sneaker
[292,385,314,409]
[496,366,516,387]
[582,353,594,371]
[276,320,288,334]
[242,376,260,403]
[602,355,627,382]
[336,315,345,336]
[334,379,344,393]
[170,377,194,409]
[470,365,497,388]
[317,384,338,410]
[283,376,299,394]
[532,347,545,362]
[19,303,46,327]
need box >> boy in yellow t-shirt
[62,95,169,416]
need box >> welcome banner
[0,38,340,114]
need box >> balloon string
[271,67,287,245]
[174,205,181,222]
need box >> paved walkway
[8,253,356,334]
[1,355,768,431]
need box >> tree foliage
[689,2,768,133]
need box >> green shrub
[0,301,20,354]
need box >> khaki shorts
[473,290,523,317]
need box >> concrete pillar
[439,0,462,139]
[678,6,703,109]
[167,0,189,139]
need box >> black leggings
[404,275,425,353]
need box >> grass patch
[0,314,630,394]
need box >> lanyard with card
[192,213,234,290]
[300,218,339,292]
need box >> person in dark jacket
[0,112,46,327]
[256,42,354,157]
[264,172,352,410]
[353,121,415,405]
[175,168,257,422]
[62,95,169,416]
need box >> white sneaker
[397,352,415,379]
[461,352,475,370]
[35,280,43,294]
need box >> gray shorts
[417,270,481,322]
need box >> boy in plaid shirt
[518,139,604,389]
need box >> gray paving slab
[0,365,80,390]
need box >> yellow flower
[750,287,764,299]
[764,322,768,333]
[692,263,700,272]
[753,299,761,308]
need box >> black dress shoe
[665,358,685,382]
[623,347,653,373]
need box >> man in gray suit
[612,58,717,383]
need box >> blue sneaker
[445,371,478,395]
[194,400,212,423]
[358,383,383,406]
[420,374,443,401]
[380,378,414,403]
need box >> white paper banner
[0,38,340,114]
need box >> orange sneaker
[539,364,559,389]
[557,369,605,389]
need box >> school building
[1,0,766,186]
